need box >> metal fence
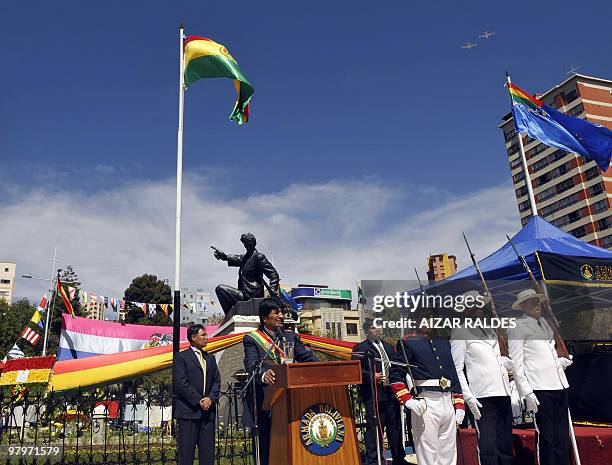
[0,381,387,465]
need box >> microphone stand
[239,330,282,465]
[348,351,417,465]
[364,350,384,465]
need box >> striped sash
[249,329,285,364]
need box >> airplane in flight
[461,42,477,50]
[479,31,495,39]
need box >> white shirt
[508,315,569,396]
[451,328,511,402]
[370,339,390,378]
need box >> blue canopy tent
[426,216,612,422]
[420,216,612,316]
[446,215,612,282]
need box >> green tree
[124,274,172,325]
[0,299,41,358]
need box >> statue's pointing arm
[226,254,242,267]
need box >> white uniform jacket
[451,328,511,402]
[508,315,569,396]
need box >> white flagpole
[173,24,185,354]
[506,73,538,216]
[42,247,59,356]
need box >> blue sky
[2,0,612,301]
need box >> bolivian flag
[184,36,254,125]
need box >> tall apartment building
[500,74,612,247]
[0,262,16,303]
[85,300,106,320]
[427,253,457,283]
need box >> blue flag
[510,83,612,171]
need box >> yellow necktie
[195,350,207,395]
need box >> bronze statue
[213,233,280,315]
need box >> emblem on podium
[300,403,345,455]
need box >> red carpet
[458,426,612,465]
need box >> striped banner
[57,314,220,360]
[49,333,244,391]
[20,327,41,346]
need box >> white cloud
[0,175,520,304]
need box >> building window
[0,279,10,284]
[531,149,567,173]
[346,323,358,335]
[515,186,528,198]
[504,128,517,142]
[518,200,531,212]
[598,217,612,231]
[507,142,520,156]
[602,235,612,248]
[592,199,609,214]
[567,103,584,117]
[512,172,525,183]
[541,193,579,217]
[590,182,604,196]
[4,268,8,272]
[510,157,522,170]
[584,166,599,181]
[564,88,579,104]
[533,162,572,187]
[527,143,548,158]
[569,225,587,238]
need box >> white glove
[455,408,465,425]
[559,356,573,369]
[525,392,540,413]
[405,398,426,416]
[466,398,482,421]
[500,356,514,371]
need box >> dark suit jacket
[173,347,221,420]
[352,339,399,403]
[227,249,279,297]
[242,328,318,425]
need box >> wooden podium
[262,360,362,465]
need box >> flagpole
[506,72,538,216]
[173,24,185,354]
[42,247,59,356]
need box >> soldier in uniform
[243,298,318,465]
[390,319,464,465]
[508,289,573,465]
[451,291,514,465]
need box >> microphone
[275,328,286,343]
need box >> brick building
[500,74,612,247]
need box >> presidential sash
[249,329,285,364]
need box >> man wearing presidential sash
[243,298,318,465]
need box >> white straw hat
[512,289,545,310]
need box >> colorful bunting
[8,344,25,359]
[20,327,41,346]
[57,275,74,316]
